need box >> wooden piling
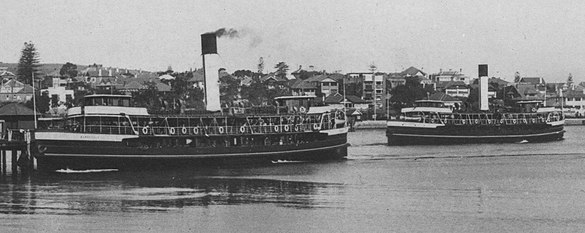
[11,150,17,174]
[1,150,4,174]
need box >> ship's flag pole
[32,72,37,129]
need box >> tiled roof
[324,94,343,104]
[428,92,459,101]
[400,66,426,76]
[16,84,34,94]
[436,81,467,89]
[188,70,204,82]
[122,80,145,90]
[324,94,368,104]
[261,73,287,82]
[488,77,510,86]
[564,89,585,98]
[291,79,317,89]
[345,95,368,103]
[156,82,171,92]
[520,77,543,85]
[0,103,38,116]
[327,73,345,82]
[305,74,337,83]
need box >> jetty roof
[0,103,39,116]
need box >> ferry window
[122,99,130,107]
[107,98,114,106]
[95,98,103,106]
[112,98,119,106]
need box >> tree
[17,42,40,85]
[69,81,93,106]
[132,81,162,112]
[274,61,289,80]
[219,74,240,106]
[25,91,50,114]
[232,69,254,78]
[389,78,434,108]
[567,73,574,86]
[241,77,267,105]
[257,57,264,74]
[514,71,521,83]
[59,62,78,78]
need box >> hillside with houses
[2,62,585,119]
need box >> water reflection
[0,167,345,215]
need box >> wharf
[0,130,34,175]
[565,118,585,125]
[352,120,386,130]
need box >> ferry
[386,99,564,145]
[32,33,348,171]
[33,94,348,171]
[386,64,565,145]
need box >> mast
[32,72,37,129]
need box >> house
[347,72,384,101]
[519,77,545,86]
[0,67,15,80]
[488,77,511,87]
[436,81,469,98]
[188,69,205,88]
[560,85,585,108]
[261,73,288,89]
[290,79,318,96]
[0,80,34,103]
[430,68,470,85]
[291,65,322,80]
[427,92,463,109]
[41,77,75,106]
[386,73,406,89]
[323,93,369,110]
[304,74,339,96]
[400,66,427,78]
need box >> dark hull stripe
[42,143,349,158]
[392,130,565,139]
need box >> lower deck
[386,123,565,145]
[34,129,348,171]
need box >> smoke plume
[214,28,240,38]
[211,27,263,48]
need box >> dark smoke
[214,28,240,38]
[212,27,263,48]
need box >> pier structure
[0,129,34,175]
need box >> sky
[1,0,585,82]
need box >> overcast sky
[1,0,584,82]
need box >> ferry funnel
[478,64,489,111]
[201,33,221,112]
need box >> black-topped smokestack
[478,64,488,77]
[201,33,217,55]
[200,33,221,111]
[478,64,489,111]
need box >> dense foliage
[17,42,40,85]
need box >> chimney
[478,64,489,111]
[201,33,221,112]
[109,69,112,76]
[98,69,102,76]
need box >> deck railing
[402,112,564,125]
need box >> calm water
[2,127,585,232]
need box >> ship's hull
[386,121,565,145]
[34,129,348,171]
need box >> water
[2,127,585,232]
